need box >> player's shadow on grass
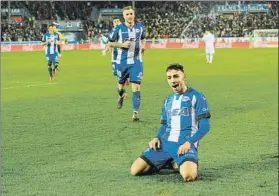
[141,153,278,183]
[138,167,220,183]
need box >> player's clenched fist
[149,137,161,151]
[122,41,131,48]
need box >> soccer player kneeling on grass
[130,63,211,181]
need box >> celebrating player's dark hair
[166,63,184,73]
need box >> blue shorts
[141,138,198,171]
[46,54,58,66]
[112,62,117,76]
[116,59,143,85]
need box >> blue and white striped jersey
[108,29,118,63]
[108,22,145,66]
[42,32,60,56]
[160,87,211,147]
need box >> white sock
[206,54,210,62]
[209,54,213,63]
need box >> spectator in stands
[1,1,278,41]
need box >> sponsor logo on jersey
[182,96,191,102]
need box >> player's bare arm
[108,41,131,48]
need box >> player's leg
[206,54,210,63]
[131,82,141,121]
[53,55,59,76]
[101,44,106,56]
[57,45,62,58]
[122,78,130,100]
[47,55,54,81]
[113,63,127,99]
[172,144,199,181]
[205,47,210,63]
[129,61,143,121]
[130,144,171,176]
[130,157,151,176]
[209,54,214,64]
[112,62,117,77]
[116,66,129,109]
[179,161,198,182]
[209,47,215,64]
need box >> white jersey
[202,33,215,48]
[202,32,215,54]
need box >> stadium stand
[1,1,278,41]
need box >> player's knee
[181,171,197,182]
[130,157,150,176]
[131,83,140,92]
[130,164,141,176]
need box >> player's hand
[122,41,131,48]
[149,137,161,151]
[105,45,111,53]
[177,142,191,157]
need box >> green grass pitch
[1,48,278,196]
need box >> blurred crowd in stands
[1,1,278,42]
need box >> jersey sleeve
[42,34,46,42]
[195,93,211,120]
[108,26,119,42]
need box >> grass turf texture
[1,48,278,196]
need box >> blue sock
[132,91,141,112]
[48,67,52,77]
[117,88,125,97]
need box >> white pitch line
[2,82,59,90]
[2,81,46,85]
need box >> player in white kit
[202,30,215,64]
[100,33,108,56]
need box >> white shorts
[205,46,215,54]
